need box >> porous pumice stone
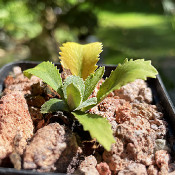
[114,79,153,103]
[74,155,99,175]
[23,123,78,173]
[0,91,34,161]
[117,163,147,175]
[96,162,111,175]
[3,66,41,95]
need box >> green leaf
[83,67,105,101]
[62,75,85,99]
[59,42,103,80]
[66,83,82,111]
[72,111,115,151]
[97,59,158,102]
[24,61,63,96]
[41,98,69,113]
[75,97,97,111]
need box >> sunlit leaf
[72,111,115,151]
[97,59,158,102]
[75,97,97,111]
[24,61,63,96]
[83,67,105,101]
[59,42,103,80]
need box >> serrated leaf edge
[24,61,63,96]
[72,111,115,151]
[83,66,105,101]
[97,58,158,102]
[75,97,97,111]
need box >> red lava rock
[147,165,159,175]
[89,82,169,174]
[131,103,163,120]
[23,123,78,172]
[3,66,41,95]
[115,102,132,124]
[116,117,156,166]
[90,97,131,131]
[102,138,127,174]
[149,119,167,139]
[96,162,111,175]
[103,137,124,158]
[118,163,147,175]
[75,155,99,175]
[114,79,153,103]
[0,91,34,161]
[155,150,170,174]
[89,86,169,172]
[102,114,157,171]
[115,102,166,138]
[104,154,130,174]
[130,103,166,139]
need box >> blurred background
[0,0,175,104]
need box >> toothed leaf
[59,42,103,80]
[75,97,97,111]
[41,98,68,113]
[66,83,82,111]
[83,67,105,101]
[62,75,85,99]
[97,59,158,102]
[72,111,115,151]
[24,61,63,96]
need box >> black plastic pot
[0,61,175,175]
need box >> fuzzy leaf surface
[59,42,103,80]
[66,83,82,111]
[24,61,63,96]
[72,111,115,151]
[75,97,97,111]
[62,75,85,99]
[97,59,158,102]
[41,98,68,113]
[83,67,105,101]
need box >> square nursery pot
[0,61,175,175]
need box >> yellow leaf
[59,42,103,80]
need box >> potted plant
[0,42,175,174]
